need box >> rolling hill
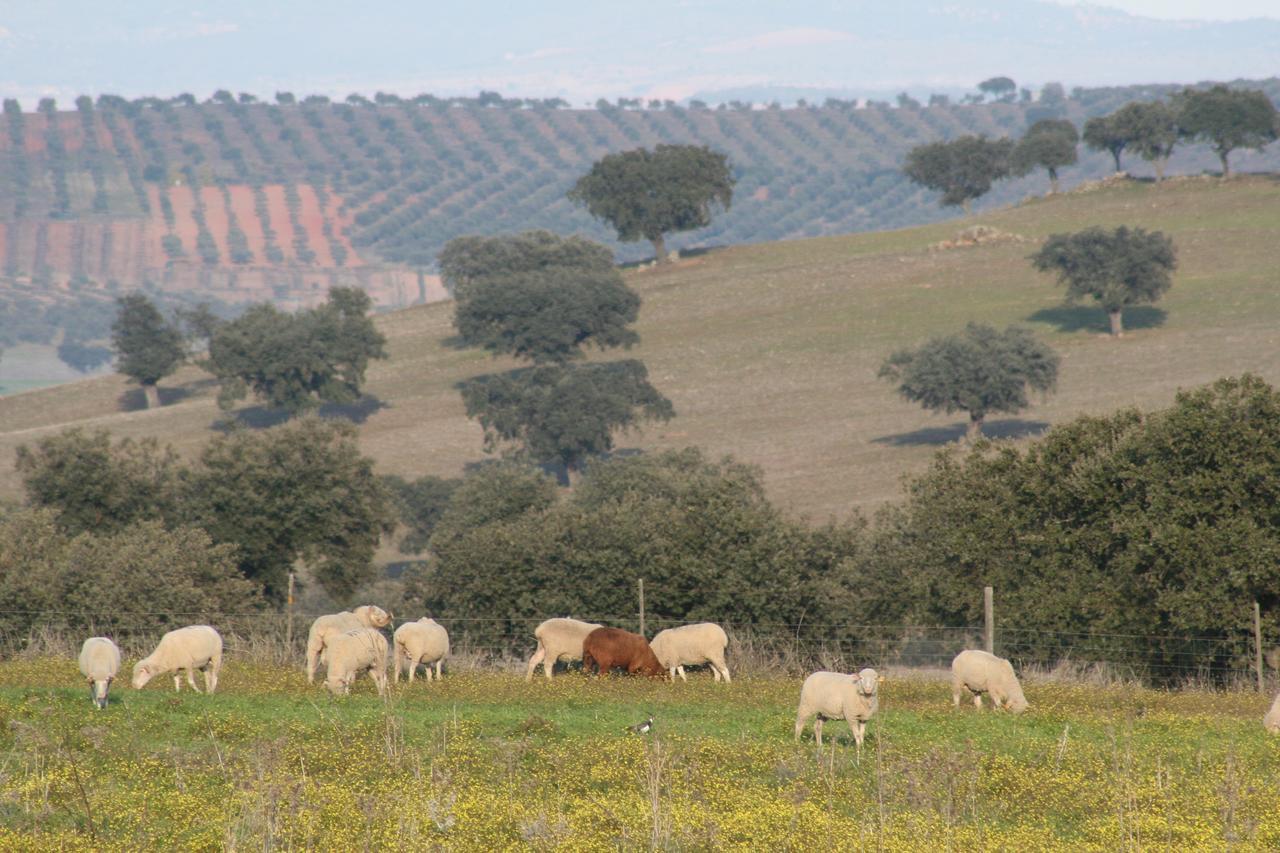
[3,79,1280,314]
[0,175,1277,519]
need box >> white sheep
[951,649,1028,713]
[794,668,882,752]
[525,618,603,680]
[324,627,389,697]
[393,617,449,684]
[306,605,391,683]
[1264,691,1280,734]
[131,625,223,694]
[78,637,121,710]
[649,622,731,682]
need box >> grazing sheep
[951,649,1028,713]
[324,627,389,697]
[393,617,449,684]
[794,668,882,751]
[650,622,731,682]
[1265,692,1280,734]
[525,618,603,681]
[582,627,666,678]
[131,625,223,694]
[306,605,391,683]
[78,637,121,710]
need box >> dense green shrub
[868,374,1280,679]
[0,508,259,638]
[408,450,863,644]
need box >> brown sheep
[582,627,666,678]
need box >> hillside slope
[4,80,1279,302]
[0,177,1277,516]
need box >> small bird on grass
[626,716,654,735]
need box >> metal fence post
[638,578,646,637]
[1254,600,1264,693]
[984,586,994,654]
[286,572,296,652]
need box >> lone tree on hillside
[977,77,1017,104]
[445,230,639,363]
[1012,119,1079,193]
[1082,113,1129,173]
[902,136,1015,213]
[111,294,186,409]
[441,231,673,478]
[1175,86,1279,178]
[1030,226,1177,337]
[568,144,734,264]
[453,267,640,364]
[439,230,615,294]
[1116,101,1179,181]
[206,286,387,415]
[879,323,1060,440]
[459,361,675,475]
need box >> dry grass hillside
[1,175,1278,518]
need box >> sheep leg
[173,673,182,692]
[526,643,547,682]
[186,667,201,693]
[973,693,983,710]
[853,720,866,760]
[951,679,963,708]
[408,654,417,684]
[373,668,388,698]
[207,649,221,694]
[709,653,730,683]
[795,711,810,742]
[582,651,597,677]
[306,638,324,684]
[677,666,688,683]
[434,660,443,681]
[813,718,824,749]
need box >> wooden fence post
[286,572,296,652]
[1254,600,1264,693]
[984,586,994,655]
[638,578,646,637]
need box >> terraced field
[3,80,1279,295]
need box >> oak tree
[879,323,1059,440]
[902,136,1014,213]
[1030,226,1177,337]
[568,144,734,263]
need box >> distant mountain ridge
[4,1,1278,104]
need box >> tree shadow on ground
[212,394,389,431]
[873,418,1050,447]
[117,383,202,412]
[1027,305,1166,334]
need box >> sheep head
[131,662,154,690]
[854,668,880,696]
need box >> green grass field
[2,658,1277,850]
[1,176,1279,521]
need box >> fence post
[1254,600,1264,693]
[983,586,994,654]
[638,578,646,637]
[286,571,296,652]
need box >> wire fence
[1,608,1272,689]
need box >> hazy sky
[1055,1,1279,19]
[2,1,1277,105]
